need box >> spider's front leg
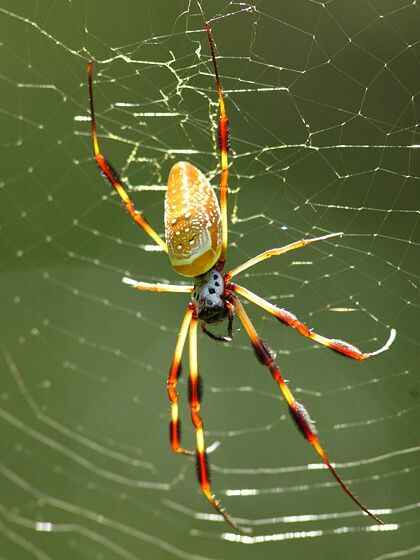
[188,314,244,532]
[233,296,384,525]
[232,283,396,361]
[166,306,195,456]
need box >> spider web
[0,1,419,558]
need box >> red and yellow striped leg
[205,23,229,266]
[122,277,193,294]
[231,284,396,361]
[225,232,342,281]
[189,316,242,532]
[167,306,194,455]
[233,296,384,525]
[87,63,167,253]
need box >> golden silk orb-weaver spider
[87,20,396,533]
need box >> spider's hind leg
[203,21,230,267]
[87,63,167,252]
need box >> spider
[86,19,396,533]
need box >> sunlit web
[0,1,419,559]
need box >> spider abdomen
[165,162,222,277]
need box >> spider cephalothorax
[192,268,227,323]
[87,9,396,534]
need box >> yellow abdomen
[165,162,222,277]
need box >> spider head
[192,269,227,324]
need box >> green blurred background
[0,1,419,558]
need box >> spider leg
[204,22,230,267]
[232,283,396,360]
[233,296,384,525]
[201,323,231,343]
[226,302,234,340]
[122,277,193,294]
[189,315,243,532]
[87,63,167,253]
[167,306,195,456]
[226,232,342,281]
